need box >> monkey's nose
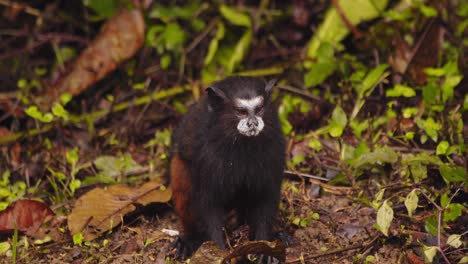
[247,117,258,128]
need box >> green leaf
[371,188,385,209]
[219,5,252,27]
[306,0,389,61]
[25,106,43,120]
[304,62,337,87]
[404,189,418,217]
[160,54,171,69]
[464,95,468,111]
[359,64,389,96]
[447,234,462,248]
[423,246,438,263]
[442,75,462,103]
[83,0,120,18]
[436,141,450,155]
[459,256,468,264]
[69,179,81,194]
[51,103,69,120]
[419,5,438,17]
[386,84,416,97]
[204,22,225,66]
[308,138,322,151]
[417,117,441,142]
[376,200,393,236]
[0,241,10,254]
[60,93,72,105]
[66,148,79,166]
[328,106,348,137]
[163,23,186,50]
[226,29,252,73]
[409,162,427,183]
[439,165,467,183]
[351,147,398,170]
[443,203,464,222]
[73,232,83,246]
[422,83,438,104]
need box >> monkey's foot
[169,236,201,260]
[248,254,282,264]
[275,231,293,247]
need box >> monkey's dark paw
[169,236,200,260]
[275,232,293,247]
[247,254,282,264]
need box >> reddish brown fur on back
[170,154,195,234]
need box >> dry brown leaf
[40,7,145,108]
[0,200,55,236]
[67,178,172,241]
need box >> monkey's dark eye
[235,108,248,116]
[254,106,264,115]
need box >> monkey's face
[206,76,278,138]
[233,96,265,137]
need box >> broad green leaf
[51,103,69,120]
[376,200,393,236]
[416,117,441,142]
[351,147,398,170]
[0,241,9,254]
[304,61,336,87]
[436,141,450,155]
[94,154,144,179]
[308,138,322,151]
[328,106,347,137]
[219,5,251,28]
[204,22,225,65]
[447,234,462,248]
[423,246,438,263]
[422,83,438,104]
[439,165,467,183]
[410,162,427,183]
[419,5,438,17]
[359,64,389,96]
[386,84,416,97]
[442,75,462,103]
[459,256,468,264]
[69,179,81,194]
[404,189,418,217]
[371,188,385,209]
[83,0,120,18]
[160,54,171,69]
[60,93,72,105]
[306,0,389,61]
[226,29,252,73]
[443,203,464,222]
[402,107,418,118]
[73,232,83,246]
[25,106,42,120]
[163,23,186,50]
[66,148,79,166]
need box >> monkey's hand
[169,236,201,260]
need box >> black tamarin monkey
[169,76,285,259]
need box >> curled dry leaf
[41,7,145,108]
[67,178,172,241]
[190,240,286,264]
[0,200,55,236]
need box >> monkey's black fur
[169,76,285,259]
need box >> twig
[0,85,189,145]
[0,0,41,17]
[277,84,322,101]
[331,0,363,39]
[284,170,329,182]
[287,235,380,263]
[415,188,454,264]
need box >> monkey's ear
[206,86,228,107]
[265,78,278,94]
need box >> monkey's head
[205,76,277,137]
